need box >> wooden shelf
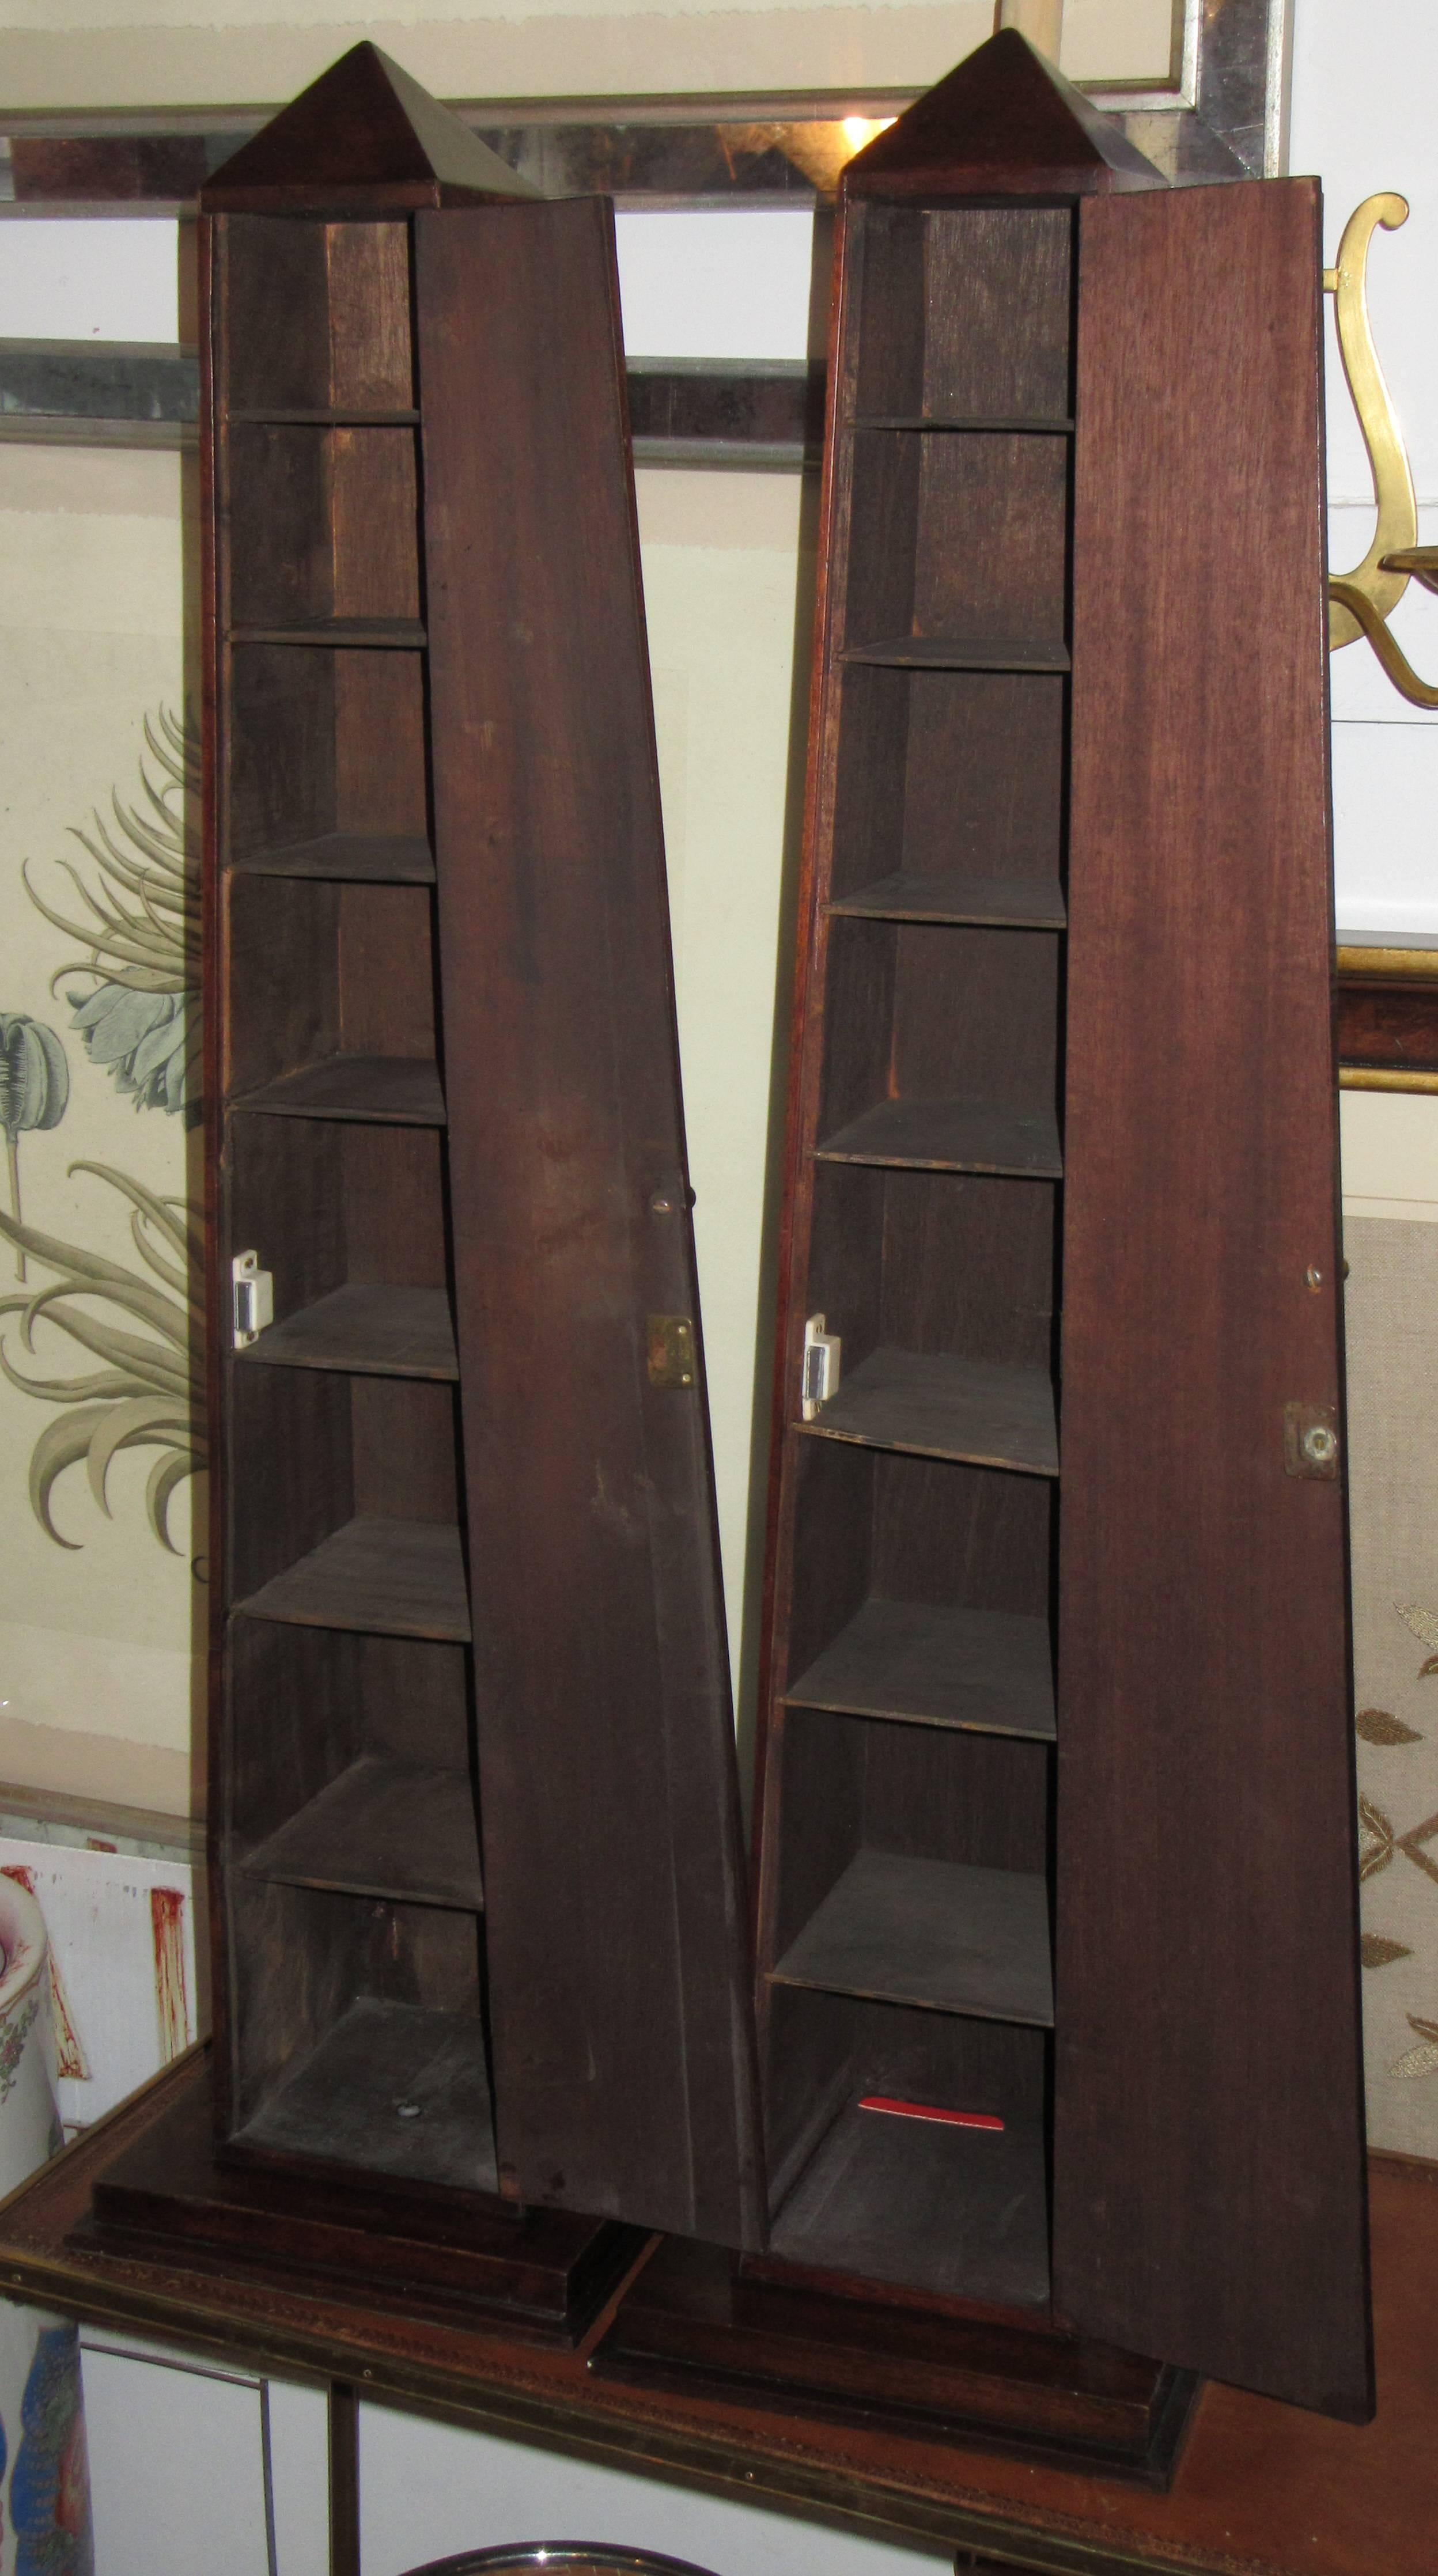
[234,1517,471,1643]
[842,638,1070,673]
[786,1598,1054,1740]
[228,832,434,883]
[237,1284,457,1380]
[229,408,421,426]
[231,1054,445,1126]
[236,1998,497,2193]
[768,2093,1050,2309]
[827,871,1066,929]
[771,1848,1053,2025]
[228,618,427,649]
[803,1347,1058,1475]
[851,414,1073,434]
[244,1756,482,1910]
[816,1096,1062,1177]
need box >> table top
[2,2050,1435,2576]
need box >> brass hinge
[1284,1401,1339,1479]
[647,1314,696,1389]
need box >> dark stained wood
[770,1849,1052,2024]
[10,2060,1438,2574]
[233,1053,445,1125]
[330,2384,359,2576]
[842,27,1164,201]
[1337,976,1438,1071]
[234,1516,470,1641]
[244,1755,482,1908]
[845,431,1069,653]
[765,2106,1051,2308]
[237,2000,498,2191]
[1055,180,1371,2418]
[803,1348,1058,1473]
[228,830,434,881]
[827,871,1065,926]
[203,60,765,2276]
[415,194,763,2249]
[85,2062,635,2343]
[600,2236,1194,2482]
[229,616,426,647]
[841,638,1069,672]
[852,206,1074,426]
[853,414,1074,433]
[237,1283,457,1378]
[830,670,1066,904]
[816,1097,1061,1176]
[746,52,1085,2392]
[232,407,421,426]
[200,42,540,215]
[785,1598,1054,1738]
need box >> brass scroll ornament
[1326,194,1438,708]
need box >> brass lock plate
[1284,1400,1340,1480]
[647,1314,696,1389]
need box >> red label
[858,2095,1005,2132]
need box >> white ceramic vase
[0,1876,91,2575]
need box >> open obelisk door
[1054,175,1373,2417]
[414,198,766,2249]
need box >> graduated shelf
[786,1598,1054,1741]
[231,1053,445,1127]
[771,1848,1052,2025]
[237,1283,457,1381]
[816,1095,1061,1177]
[228,831,435,884]
[827,870,1066,929]
[236,1997,497,2194]
[243,1755,482,1911]
[234,1516,471,1643]
[769,2092,1049,2309]
[850,414,1073,435]
[842,637,1070,673]
[228,617,427,649]
[229,408,421,426]
[803,1347,1058,1475]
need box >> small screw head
[649,1191,675,1215]
[1301,1423,1338,1466]
[1305,1266,1323,1291]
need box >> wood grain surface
[7,2058,1436,2573]
[770,1847,1053,2024]
[785,1597,1055,1739]
[415,196,764,2249]
[1055,178,1371,2418]
[243,1753,483,1908]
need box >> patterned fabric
[1344,1216,1438,2154]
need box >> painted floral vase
[0,1877,91,2574]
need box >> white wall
[1292,0,1438,942]
[358,2402,947,2576]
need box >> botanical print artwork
[22,707,199,1125]
[1356,1603,1438,2089]
[0,707,205,1556]
[0,1021,68,1286]
[0,1165,204,1554]
[1342,1218,1438,2154]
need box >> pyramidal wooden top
[844,28,1164,200]
[201,42,540,213]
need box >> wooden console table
[0,2051,1433,2576]
[1338,945,1438,1088]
